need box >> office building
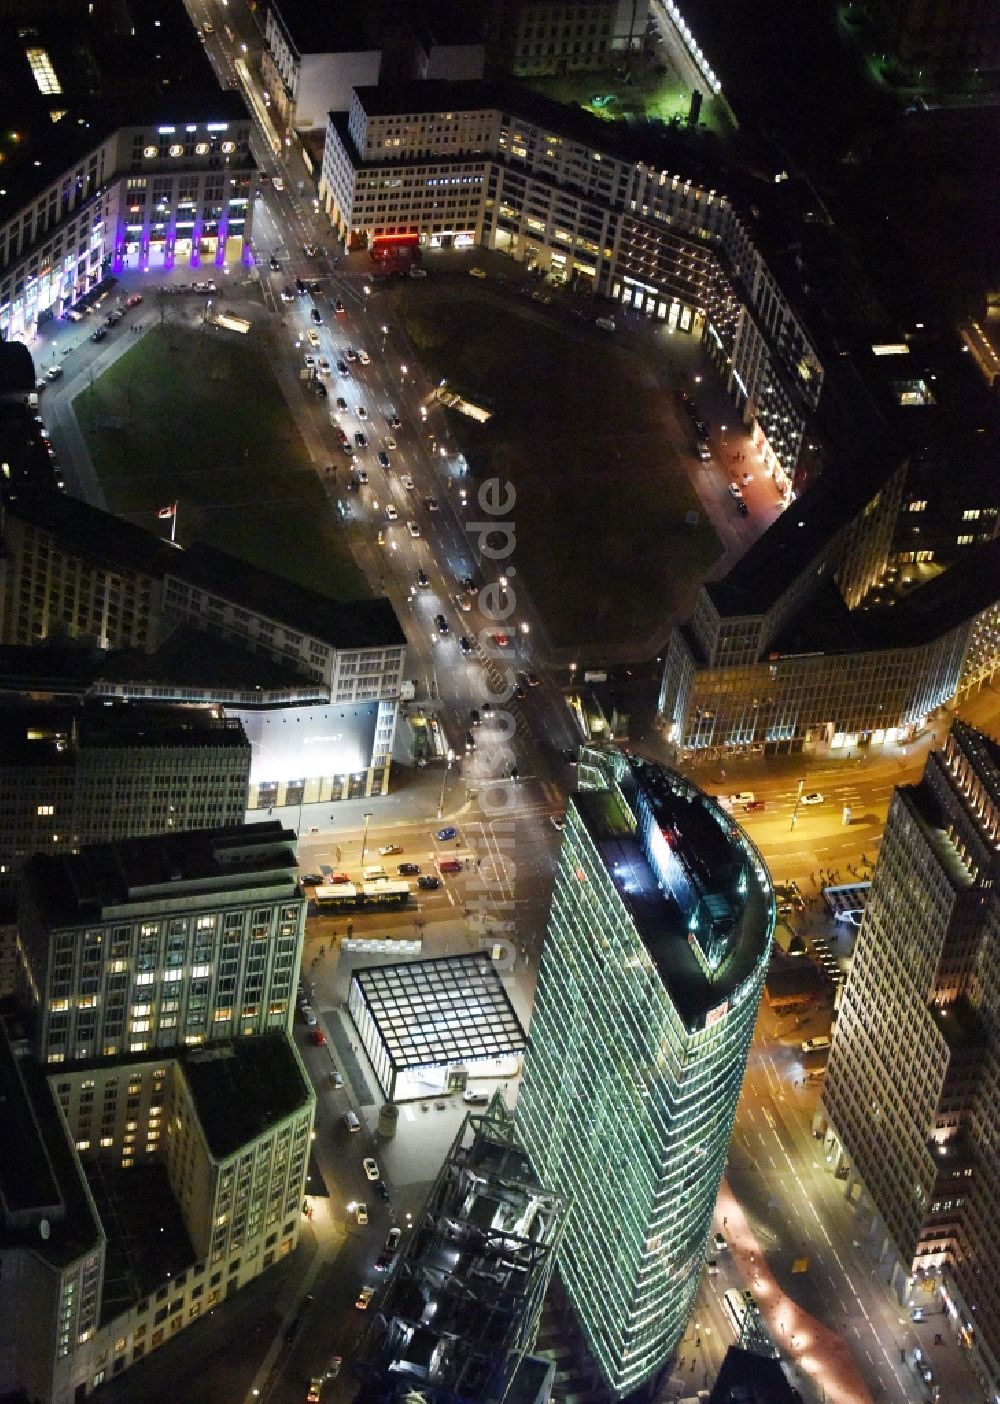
[0,1013,313,1404]
[819,722,1000,1399]
[17,822,305,1062]
[319,78,822,485]
[498,0,649,76]
[356,1096,567,1403]
[517,744,773,1397]
[0,4,256,344]
[0,490,407,800]
[262,1,383,130]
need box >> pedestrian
[723,1216,728,1227]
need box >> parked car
[363,1157,380,1181]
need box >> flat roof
[22,821,299,929]
[353,953,526,1072]
[170,541,406,650]
[103,626,324,694]
[0,4,247,223]
[572,752,772,1028]
[269,0,374,55]
[183,1033,311,1160]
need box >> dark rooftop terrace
[183,1033,311,1161]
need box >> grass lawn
[74,324,366,600]
[390,287,721,650]
[528,58,734,137]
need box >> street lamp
[359,810,374,867]
[437,748,456,820]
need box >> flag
[157,504,176,519]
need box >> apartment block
[819,722,1000,1399]
[17,823,304,1063]
[517,745,772,1396]
[500,0,649,76]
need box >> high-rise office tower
[821,722,1000,1399]
[517,745,773,1398]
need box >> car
[281,286,295,301]
[464,730,477,752]
[269,256,281,272]
[728,792,756,806]
[389,414,402,429]
[202,19,213,33]
[697,443,712,462]
[714,1231,728,1252]
[357,469,369,484]
[355,1285,375,1310]
[341,442,355,458]
[386,436,397,449]
[327,1357,343,1379]
[363,1157,380,1181]
[296,279,308,294]
[741,472,752,485]
[434,614,449,634]
[358,349,371,365]
[459,636,473,655]
[514,685,527,701]
[378,843,403,856]
[307,330,321,348]
[314,380,328,399]
[336,359,350,376]
[408,520,422,538]
[91,326,107,342]
[301,1006,317,1025]
[336,428,349,445]
[418,874,441,890]
[509,766,520,781]
[398,862,420,875]
[550,814,566,831]
[437,827,458,841]
[469,267,487,279]
[303,244,318,258]
[481,701,494,715]
[424,496,439,512]
[355,431,368,447]
[800,792,824,805]
[336,396,348,411]
[318,357,331,375]
[415,569,429,588]
[401,474,415,490]
[737,500,750,517]
[303,354,317,370]
[357,405,368,419]
[386,1227,402,1250]
[125,294,143,309]
[374,1248,394,1271]
[409,266,427,278]
[307,1378,324,1403]
[355,1203,369,1226]
[695,419,709,439]
[491,633,510,649]
[744,800,766,812]
[801,1036,832,1054]
[335,299,346,315]
[345,347,358,363]
[310,308,322,324]
[377,451,390,469]
[300,873,323,886]
[728,482,743,499]
[455,592,472,612]
[46,365,63,381]
[386,504,398,521]
[463,1089,490,1105]
[330,1069,344,1088]
[310,1028,326,1046]
[374,1179,390,1202]
[469,708,481,725]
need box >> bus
[313,881,410,912]
[722,1288,757,1335]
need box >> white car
[800,791,824,806]
[301,1006,317,1026]
[358,348,371,365]
[728,482,743,499]
[318,357,331,376]
[386,436,397,450]
[355,1203,369,1226]
[363,1157,380,1181]
[307,329,321,347]
[407,521,421,538]
[386,1227,401,1250]
[303,355,316,369]
[728,792,755,806]
[385,504,398,521]
[455,593,472,612]
[401,474,415,490]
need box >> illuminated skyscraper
[821,722,1000,1399]
[517,745,773,1398]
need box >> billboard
[232,702,379,784]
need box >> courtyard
[73,322,366,600]
[388,283,722,650]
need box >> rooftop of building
[86,1160,195,1320]
[360,1101,566,1401]
[21,821,300,928]
[103,625,326,695]
[709,1343,802,1402]
[352,953,526,1072]
[5,491,406,651]
[0,643,109,699]
[0,0,247,226]
[0,699,249,766]
[268,0,376,55]
[898,785,978,893]
[0,1005,101,1266]
[572,750,772,1028]
[182,1032,312,1161]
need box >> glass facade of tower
[517,746,773,1398]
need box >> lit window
[37,804,54,816]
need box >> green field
[390,287,722,649]
[74,323,366,600]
